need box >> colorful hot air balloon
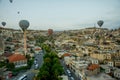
[1,22,6,26]
[97,20,104,27]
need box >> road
[12,51,44,80]
[60,59,79,80]
[27,51,44,80]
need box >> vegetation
[41,44,51,53]
[35,36,48,46]
[4,46,12,52]
[30,48,35,53]
[26,54,34,69]
[0,61,6,68]
[6,63,15,70]
[37,44,64,80]
[6,37,12,42]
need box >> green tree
[30,48,34,53]
[0,61,6,68]
[36,36,48,46]
[37,49,64,80]
[52,63,64,76]
[38,70,50,80]
[6,37,12,42]
[26,54,31,60]
[41,44,51,53]
[6,63,15,70]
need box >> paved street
[27,51,44,80]
[60,59,79,80]
[11,51,44,80]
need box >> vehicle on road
[70,77,74,80]
[34,64,39,69]
[66,69,71,76]
[18,74,27,80]
[34,59,38,64]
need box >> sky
[0,0,120,31]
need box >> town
[0,0,120,80]
[0,25,120,80]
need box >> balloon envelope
[48,29,53,35]
[9,0,13,3]
[19,20,29,31]
[97,20,104,27]
[1,22,6,26]
[17,11,20,14]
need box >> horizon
[0,0,120,30]
[0,25,116,31]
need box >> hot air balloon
[1,22,6,26]
[19,20,29,55]
[48,29,53,35]
[19,20,29,31]
[97,20,104,27]
[9,0,13,3]
[17,11,20,14]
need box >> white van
[18,74,27,80]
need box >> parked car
[34,64,39,69]
[66,69,71,76]
[70,77,74,80]
[18,74,27,80]
[34,59,37,64]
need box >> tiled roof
[35,48,41,51]
[88,64,99,70]
[8,54,26,63]
[63,53,71,57]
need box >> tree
[36,36,48,46]
[4,46,12,52]
[6,37,12,42]
[0,61,6,68]
[26,54,31,60]
[52,63,64,76]
[30,48,34,53]
[41,44,51,53]
[6,63,15,70]
[37,48,64,80]
[38,70,50,80]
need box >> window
[96,61,98,64]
